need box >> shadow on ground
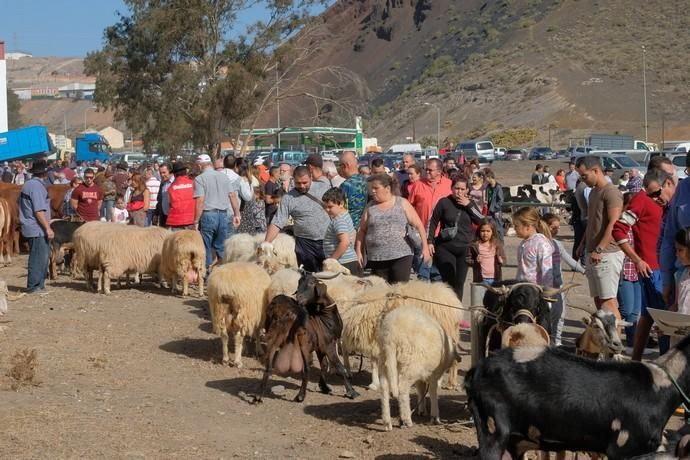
[304,394,469,429]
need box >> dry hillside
[9,0,690,148]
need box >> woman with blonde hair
[127,172,150,226]
[512,207,553,288]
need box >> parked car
[669,153,688,180]
[505,149,524,161]
[456,140,495,162]
[529,147,553,160]
[494,147,507,159]
[573,152,646,182]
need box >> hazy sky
[0,0,319,58]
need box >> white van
[456,140,495,162]
[386,143,423,155]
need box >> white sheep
[207,262,271,367]
[159,230,206,297]
[223,233,257,263]
[255,234,298,274]
[267,268,302,300]
[99,226,169,294]
[73,222,169,294]
[223,232,297,273]
[340,279,463,390]
[379,305,461,430]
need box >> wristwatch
[594,247,603,254]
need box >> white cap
[196,154,212,164]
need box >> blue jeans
[618,279,641,347]
[199,210,228,269]
[413,243,442,281]
[226,216,236,239]
[27,236,50,291]
[101,199,114,222]
[640,270,670,354]
[145,209,155,227]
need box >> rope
[658,363,690,408]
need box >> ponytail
[536,219,552,240]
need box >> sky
[0,0,319,58]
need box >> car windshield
[673,156,687,166]
[613,156,639,167]
[506,150,521,154]
[477,142,493,150]
[536,147,551,153]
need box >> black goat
[465,334,690,459]
[253,272,359,403]
[480,281,572,356]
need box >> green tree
[84,0,326,155]
[7,88,23,129]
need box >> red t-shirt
[72,184,103,221]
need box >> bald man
[338,151,368,228]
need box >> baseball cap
[196,154,212,164]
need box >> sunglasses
[646,188,662,199]
[84,176,94,180]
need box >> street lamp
[642,45,648,142]
[83,105,97,131]
[424,102,441,149]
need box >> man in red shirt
[407,158,452,232]
[70,168,103,222]
[406,158,451,281]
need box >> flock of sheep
[68,223,468,429]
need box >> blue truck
[0,125,55,161]
[75,132,111,162]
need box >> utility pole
[548,124,552,149]
[424,102,441,149]
[276,65,281,149]
[642,45,648,143]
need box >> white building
[58,82,96,100]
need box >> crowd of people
[14,150,690,359]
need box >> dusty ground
[0,159,681,459]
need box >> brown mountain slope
[270,0,690,147]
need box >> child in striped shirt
[322,188,361,276]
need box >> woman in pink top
[467,218,505,284]
[513,207,553,288]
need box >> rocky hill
[10,0,690,148]
[268,0,690,147]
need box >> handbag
[438,209,462,242]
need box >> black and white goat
[465,334,690,459]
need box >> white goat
[379,305,461,430]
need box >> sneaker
[24,287,50,295]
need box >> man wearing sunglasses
[659,153,690,311]
[70,168,103,222]
[613,165,674,360]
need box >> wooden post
[470,283,487,367]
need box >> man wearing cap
[265,165,330,272]
[194,154,241,269]
[113,161,130,196]
[19,160,54,294]
[166,163,195,230]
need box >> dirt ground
[0,159,681,459]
